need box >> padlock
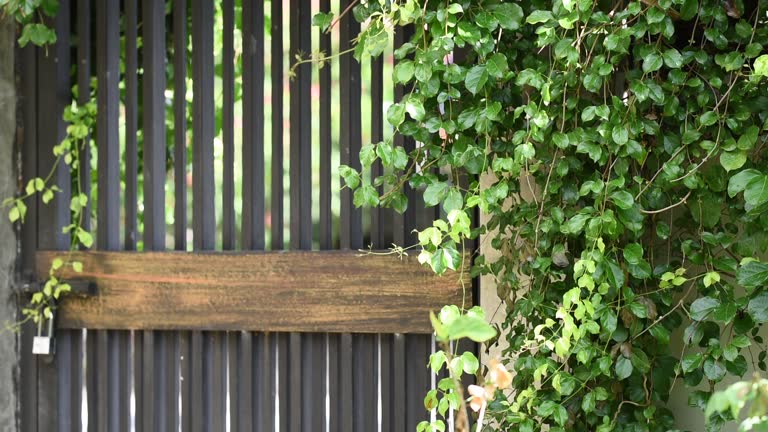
[32,313,55,356]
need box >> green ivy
[327,0,768,430]
[3,92,96,326]
[1,0,59,47]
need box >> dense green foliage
[336,0,768,430]
[0,0,58,46]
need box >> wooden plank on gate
[36,251,471,333]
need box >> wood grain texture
[37,251,470,333]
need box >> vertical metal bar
[392,334,406,432]
[141,1,173,430]
[96,0,119,242]
[318,0,332,250]
[229,330,253,431]
[205,332,226,431]
[318,4,333,426]
[142,0,166,250]
[191,0,215,251]
[406,335,432,430]
[328,333,339,432]
[353,334,377,432]
[19,38,38,432]
[222,0,235,250]
[180,331,191,432]
[270,0,284,250]
[379,334,393,432]
[370,55,384,248]
[36,2,71,430]
[133,331,144,430]
[221,5,240,427]
[191,331,205,432]
[289,0,312,251]
[391,26,413,246]
[141,331,156,432]
[96,4,123,430]
[191,3,218,430]
[338,0,362,250]
[242,0,265,250]
[77,0,92,234]
[173,0,188,252]
[87,330,98,432]
[57,329,82,432]
[301,333,325,432]
[118,330,131,432]
[175,3,190,428]
[339,333,354,432]
[371,54,386,432]
[277,333,290,432]
[36,4,70,252]
[124,0,138,251]
[259,334,276,432]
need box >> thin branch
[639,190,692,214]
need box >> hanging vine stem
[3,94,97,329]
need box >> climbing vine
[3,90,95,326]
[330,0,768,430]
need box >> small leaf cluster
[324,0,768,430]
[1,0,59,47]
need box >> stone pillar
[0,15,18,432]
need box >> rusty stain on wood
[36,251,471,334]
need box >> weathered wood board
[36,251,471,333]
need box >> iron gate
[15,0,476,431]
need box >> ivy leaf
[737,261,768,289]
[491,3,524,30]
[703,358,726,381]
[682,353,704,373]
[424,182,449,207]
[756,55,768,76]
[747,292,768,323]
[643,53,663,73]
[359,143,376,168]
[611,125,629,145]
[526,10,553,24]
[714,302,737,323]
[393,61,414,84]
[18,23,57,47]
[405,98,425,121]
[727,169,761,197]
[312,12,334,32]
[442,315,496,342]
[582,392,596,413]
[443,189,463,213]
[690,297,720,321]
[552,404,569,426]
[663,48,684,69]
[744,175,768,206]
[699,111,719,127]
[615,356,633,380]
[720,151,747,172]
[610,191,634,210]
[387,103,406,127]
[486,53,508,78]
[623,243,643,265]
[339,165,360,189]
[353,185,379,208]
[464,65,488,95]
[680,0,699,20]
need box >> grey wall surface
[0,15,18,432]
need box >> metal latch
[32,313,55,356]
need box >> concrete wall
[0,16,18,432]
